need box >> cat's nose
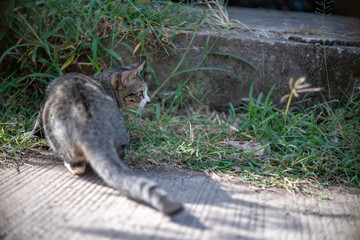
[145,95,150,105]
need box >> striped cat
[36,61,183,215]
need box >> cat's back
[46,73,116,115]
[46,72,106,104]
[43,72,127,140]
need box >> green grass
[0,0,209,162]
[1,0,359,191]
[123,82,360,190]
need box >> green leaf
[0,43,37,65]
[91,39,98,62]
[173,67,242,82]
[209,51,258,72]
[87,55,101,72]
[104,48,122,61]
[25,73,57,81]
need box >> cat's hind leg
[64,145,87,175]
[64,161,87,175]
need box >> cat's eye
[131,91,143,97]
[125,91,144,99]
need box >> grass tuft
[125,81,360,190]
[0,0,208,161]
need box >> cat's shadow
[23,153,256,232]
[23,154,208,229]
[79,165,207,230]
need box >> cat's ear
[111,60,146,90]
[126,60,146,73]
[120,60,146,84]
[111,75,120,90]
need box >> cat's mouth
[121,101,142,111]
[122,95,150,111]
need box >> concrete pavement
[1,152,360,239]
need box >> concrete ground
[227,7,360,43]
[1,152,360,240]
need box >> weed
[0,120,45,168]
[125,78,360,189]
[280,77,323,120]
[315,0,334,98]
[304,190,329,200]
[201,0,233,26]
[0,0,208,163]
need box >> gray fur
[37,63,183,215]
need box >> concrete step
[115,7,360,110]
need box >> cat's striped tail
[85,146,183,215]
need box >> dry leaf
[60,55,75,71]
[226,141,266,157]
[133,43,141,55]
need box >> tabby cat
[34,61,183,215]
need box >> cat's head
[96,61,150,110]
